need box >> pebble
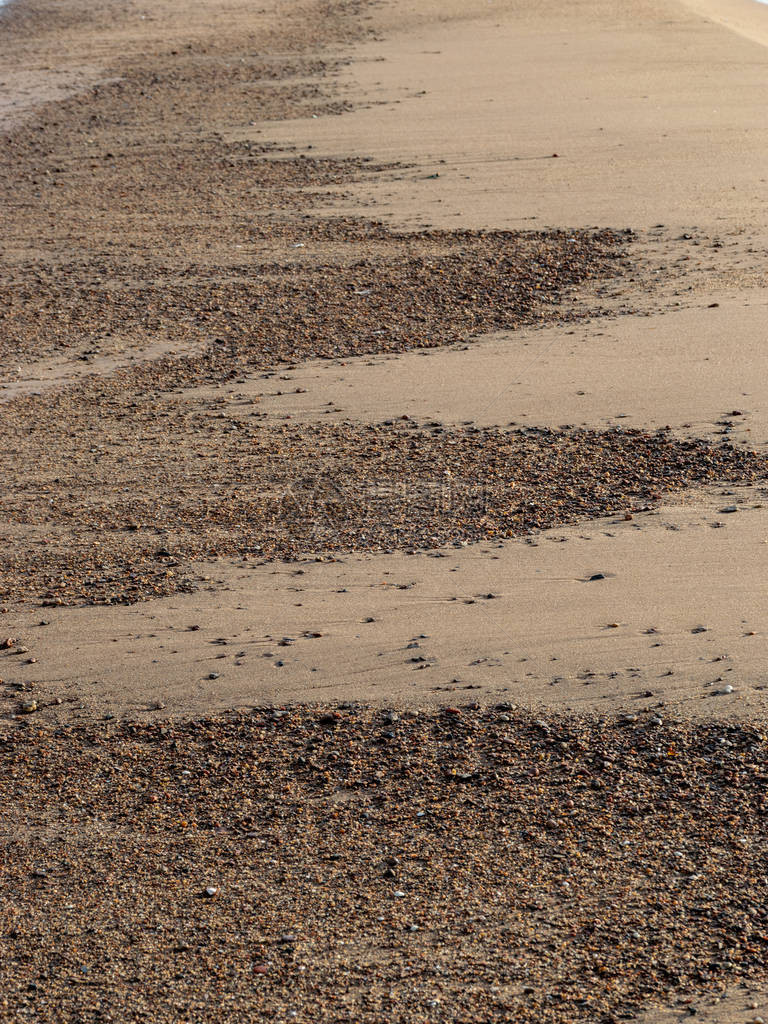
[3,703,768,1022]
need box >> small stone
[203,886,218,898]
[19,700,38,714]
[715,684,734,695]
[720,505,738,513]
[208,672,220,680]
[0,638,16,650]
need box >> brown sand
[3,485,768,724]
[253,0,768,234]
[3,0,766,718]
[634,981,768,1024]
[4,0,768,1020]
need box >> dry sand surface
[251,0,768,233]
[3,0,768,1019]
[5,486,768,723]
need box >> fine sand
[249,0,768,234]
[5,485,768,723]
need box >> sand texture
[3,0,768,1018]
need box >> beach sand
[2,0,768,1019]
[2,0,767,719]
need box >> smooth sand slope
[250,0,768,233]
[6,486,768,722]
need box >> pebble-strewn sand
[3,0,768,1020]
[3,707,768,1024]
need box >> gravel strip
[2,705,767,1023]
[0,0,628,376]
[0,212,629,377]
[2,414,764,606]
